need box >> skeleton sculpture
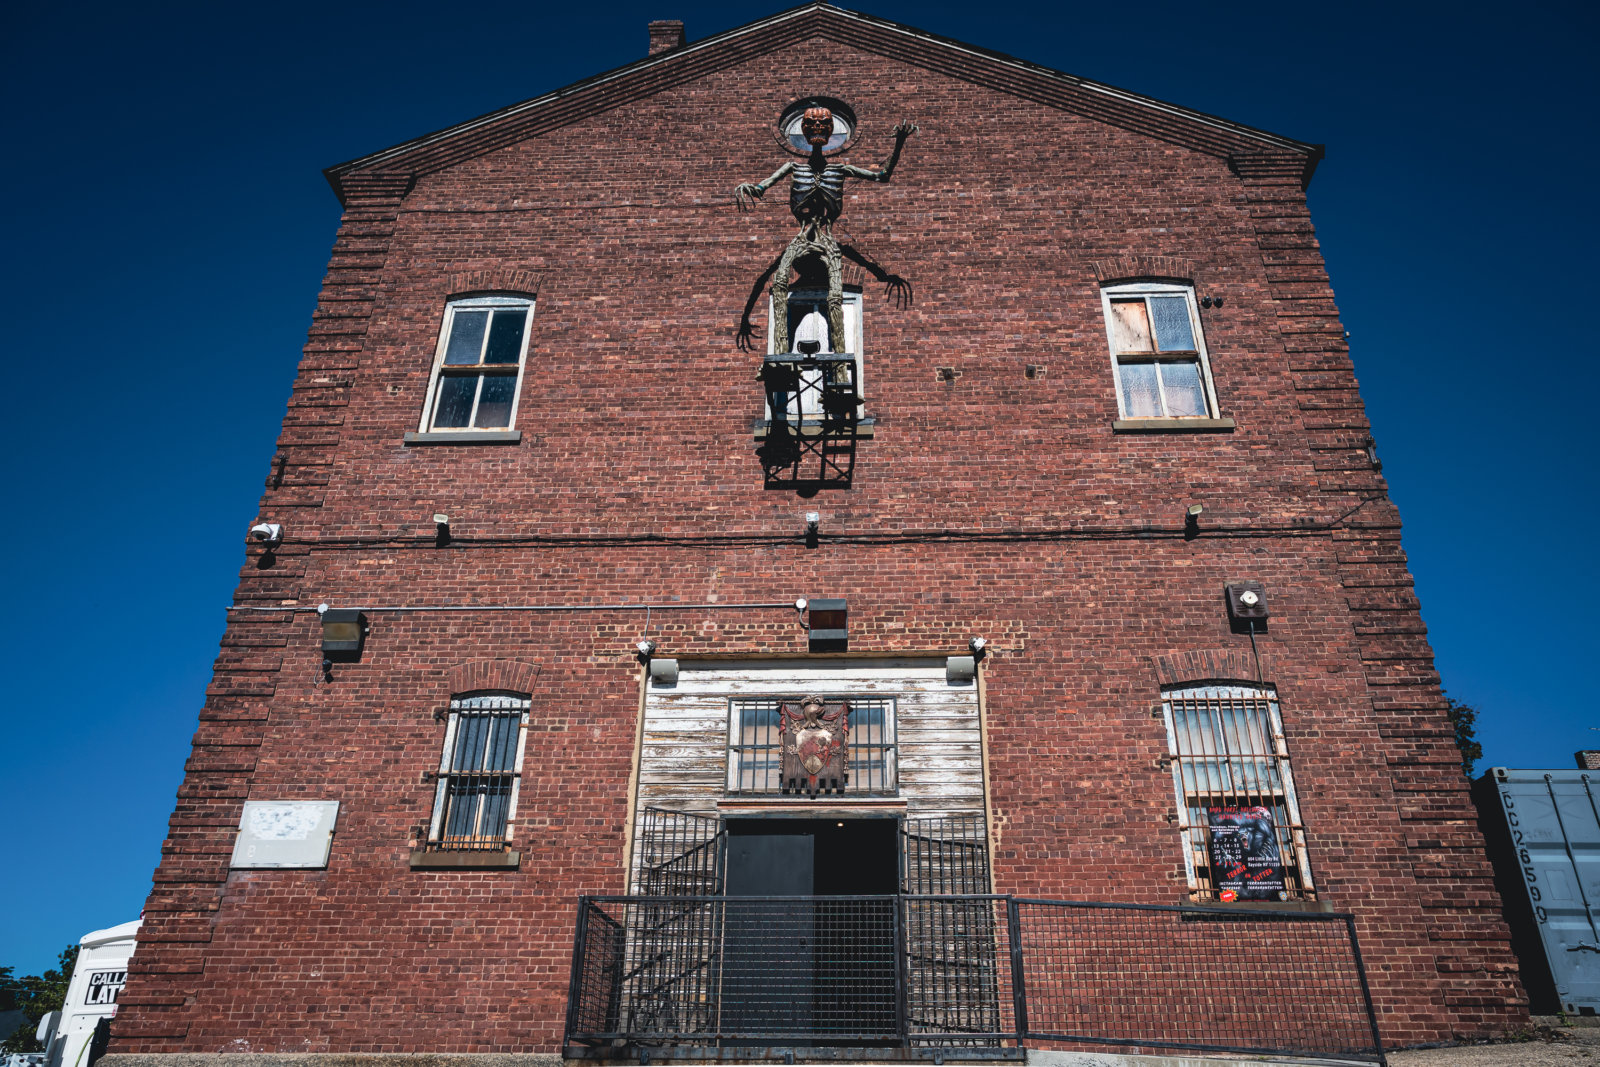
[735,107,917,355]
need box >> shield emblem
[780,696,850,795]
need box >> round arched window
[779,97,857,155]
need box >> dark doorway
[721,818,901,1045]
[725,817,899,896]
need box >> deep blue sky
[3,1,1594,976]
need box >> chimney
[1578,751,1600,770]
[648,20,685,55]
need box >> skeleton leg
[824,237,845,352]
[771,236,806,355]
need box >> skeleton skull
[800,107,834,147]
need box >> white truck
[32,921,141,1067]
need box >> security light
[320,608,366,657]
[636,639,657,657]
[969,636,988,656]
[1184,504,1203,539]
[250,522,283,545]
[807,598,848,652]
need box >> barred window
[427,693,529,851]
[1162,684,1315,902]
[726,697,896,795]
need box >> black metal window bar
[1161,684,1315,901]
[727,698,896,795]
[564,896,1386,1065]
[426,693,528,851]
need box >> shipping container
[1475,769,1600,1014]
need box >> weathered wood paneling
[632,659,986,888]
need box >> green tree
[1,945,80,1053]
[1445,692,1484,779]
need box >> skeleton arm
[840,120,918,183]
[734,161,795,208]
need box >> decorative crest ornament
[735,106,917,356]
[779,695,851,795]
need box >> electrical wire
[260,496,1385,553]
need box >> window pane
[1159,360,1208,417]
[1109,299,1153,352]
[484,309,527,364]
[474,375,517,428]
[1119,361,1162,417]
[431,375,478,428]
[444,310,489,365]
[484,714,520,773]
[452,714,491,772]
[1150,295,1196,351]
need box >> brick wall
[113,16,1524,1055]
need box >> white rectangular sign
[230,800,340,868]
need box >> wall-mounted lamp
[636,639,657,659]
[317,604,367,679]
[968,636,988,658]
[1184,503,1203,540]
[806,598,848,653]
[433,513,451,547]
[805,511,820,548]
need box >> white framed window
[419,295,534,432]
[1161,684,1315,901]
[725,696,896,795]
[427,692,530,851]
[766,287,864,423]
[1099,282,1219,419]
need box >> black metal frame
[726,697,897,797]
[759,353,860,490]
[564,895,1387,1066]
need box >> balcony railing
[564,895,1386,1065]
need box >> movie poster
[1207,806,1286,901]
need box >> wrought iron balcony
[758,352,861,490]
[563,894,1387,1064]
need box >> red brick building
[109,5,1525,1061]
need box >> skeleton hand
[734,182,765,210]
[881,274,913,309]
[893,120,919,140]
[736,317,760,352]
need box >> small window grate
[727,697,896,795]
[428,693,529,851]
[1163,685,1314,901]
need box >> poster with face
[1207,806,1286,901]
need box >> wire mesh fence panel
[902,897,1011,1046]
[565,895,1382,1064]
[567,902,626,1038]
[1014,900,1383,1062]
[623,898,722,1042]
